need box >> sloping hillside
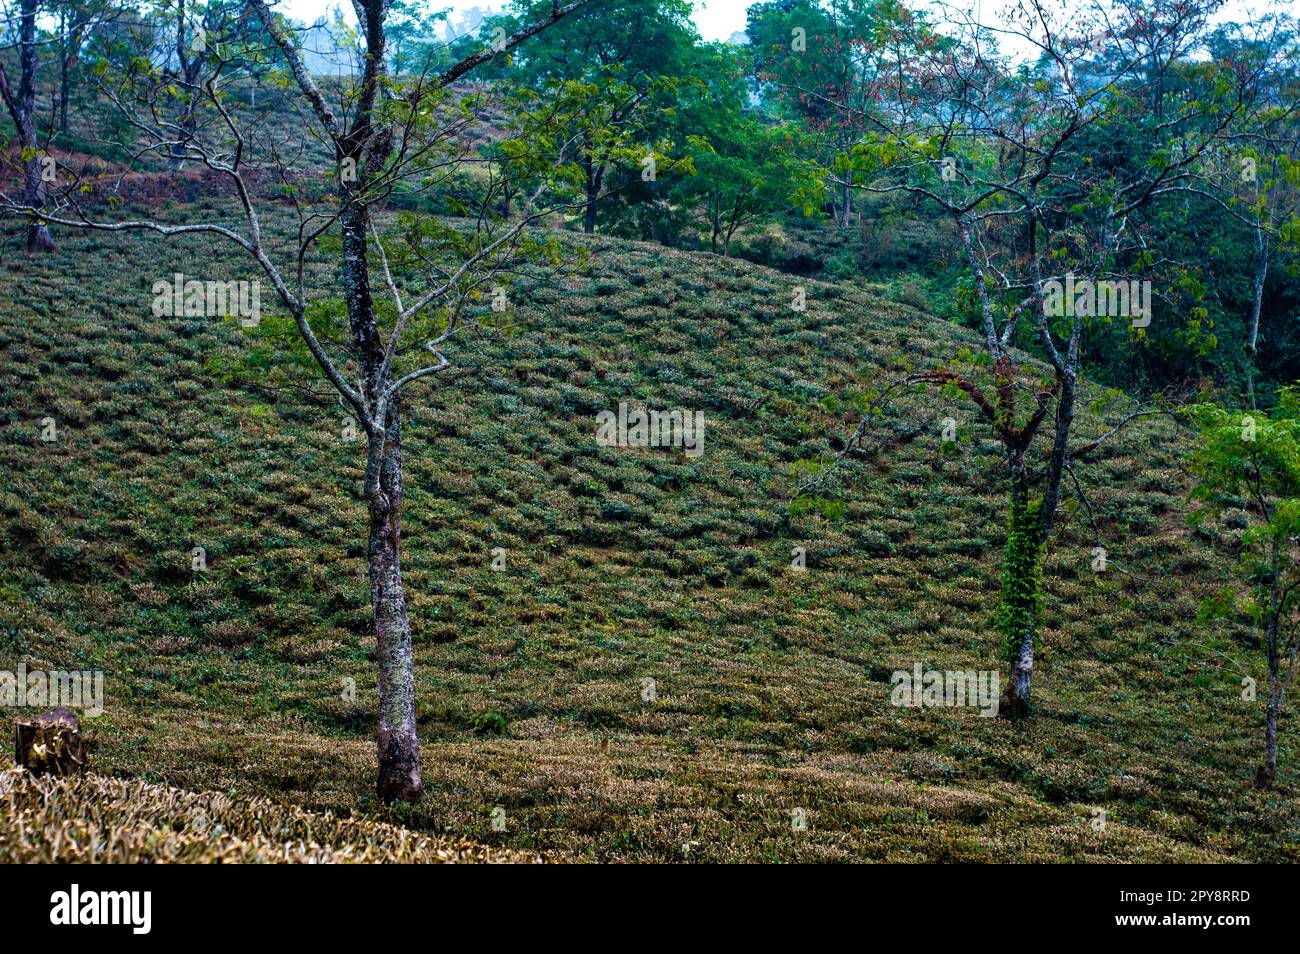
[0,214,1291,861]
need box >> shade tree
[1189,390,1300,787]
[479,0,698,232]
[821,0,1266,712]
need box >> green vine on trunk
[998,496,1043,664]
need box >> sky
[689,0,753,40]
[278,0,762,41]
[277,0,1295,46]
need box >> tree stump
[14,707,85,777]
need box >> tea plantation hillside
[0,213,1292,861]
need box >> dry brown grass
[0,769,542,863]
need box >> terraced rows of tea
[1,214,1292,861]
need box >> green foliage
[672,106,822,252]
[469,710,510,736]
[474,0,701,231]
[1187,389,1300,629]
[997,496,1043,664]
[385,0,457,76]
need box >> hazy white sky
[277,0,1295,45]
[278,0,780,40]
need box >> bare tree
[2,0,600,801]
[1221,16,1300,408]
[48,0,117,135]
[831,0,1264,712]
[163,0,209,170]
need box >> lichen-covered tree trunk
[1000,456,1042,717]
[368,402,422,803]
[1006,620,1036,715]
[340,197,423,802]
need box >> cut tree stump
[14,707,85,777]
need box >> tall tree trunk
[1006,620,1035,715]
[368,401,422,803]
[57,11,70,135]
[341,198,423,803]
[241,0,595,804]
[168,0,198,172]
[1246,221,1268,410]
[583,157,603,234]
[59,52,70,135]
[1259,675,1279,788]
[1256,539,1281,788]
[1039,367,1076,536]
[1001,362,1074,716]
[19,148,55,252]
[1001,454,1041,717]
[838,169,853,228]
[0,0,56,252]
[167,70,200,172]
